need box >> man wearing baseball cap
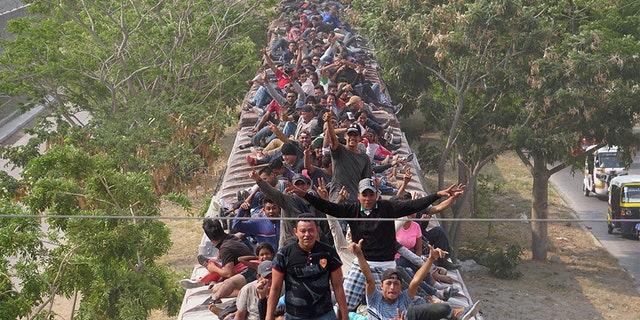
[249,169,334,248]
[349,240,480,320]
[289,177,465,311]
[236,260,275,320]
[323,110,371,205]
[267,213,348,320]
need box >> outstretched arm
[267,121,291,143]
[395,168,412,196]
[408,244,446,299]
[427,192,460,215]
[303,146,316,175]
[323,111,339,150]
[261,46,278,75]
[348,240,375,296]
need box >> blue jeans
[371,83,388,104]
[252,121,297,146]
[252,86,274,109]
[270,39,289,52]
[395,264,437,297]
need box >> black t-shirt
[272,240,342,318]
[216,234,255,267]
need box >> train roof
[177,3,480,319]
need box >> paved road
[550,153,640,292]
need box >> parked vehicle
[583,146,628,197]
[607,175,640,239]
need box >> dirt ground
[455,154,640,320]
[51,126,640,320]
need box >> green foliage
[475,174,506,218]
[199,194,213,217]
[0,201,48,319]
[0,171,21,199]
[0,0,275,318]
[462,243,524,280]
[416,144,441,174]
[163,192,193,212]
[483,244,524,280]
[17,145,178,319]
[0,0,271,194]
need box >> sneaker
[246,155,257,166]
[239,142,253,149]
[202,296,223,305]
[436,287,451,301]
[236,190,249,203]
[437,258,461,271]
[405,153,414,162]
[434,266,448,275]
[386,143,401,151]
[180,279,205,289]
[249,147,258,156]
[197,255,211,268]
[394,103,404,115]
[459,301,481,320]
[450,286,460,295]
[433,281,449,290]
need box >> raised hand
[248,168,260,183]
[426,243,448,260]
[346,239,363,256]
[314,177,329,200]
[284,180,307,197]
[338,186,348,202]
[402,168,412,183]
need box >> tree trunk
[530,153,550,261]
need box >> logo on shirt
[319,258,327,269]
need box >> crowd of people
[180,2,480,320]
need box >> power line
[0,214,638,223]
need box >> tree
[15,145,179,319]
[350,0,543,257]
[0,0,275,193]
[350,0,640,261]
[511,0,640,260]
[0,201,48,320]
[0,0,278,318]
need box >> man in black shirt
[266,213,348,320]
[201,218,256,304]
[291,178,464,311]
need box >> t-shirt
[308,166,332,187]
[366,289,424,320]
[272,240,342,318]
[265,100,282,122]
[275,69,294,90]
[232,208,281,251]
[216,234,255,270]
[304,193,440,262]
[329,143,371,202]
[236,280,260,320]
[395,221,422,260]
